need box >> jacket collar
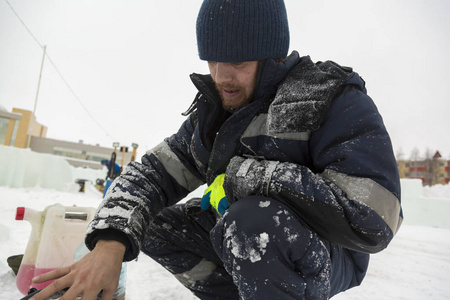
[188,51,301,114]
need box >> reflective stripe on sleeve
[147,141,204,192]
[242,114,311,141]
[322,169,402,235]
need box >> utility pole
[28,45,46,148]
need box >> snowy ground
[1,181,450,299]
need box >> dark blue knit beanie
[196,0,290,62]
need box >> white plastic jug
[15,204,95,295]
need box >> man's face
[208,61,258,112]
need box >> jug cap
[16,207,25,220]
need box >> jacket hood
[253,50,300,105]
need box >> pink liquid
[16,264,35,295]
[16,265,57,295]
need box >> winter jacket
[86,51,402,261]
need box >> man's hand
[201,174,229,215]
[29,240,125,300]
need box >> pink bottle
[15,204,95,295]
[15,206,43,295]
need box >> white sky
[1,0,449,159]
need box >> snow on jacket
[86,51,402,261]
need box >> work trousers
[141,196,369,299]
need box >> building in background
[1,107,134,170]
[0,107,47,148]
[397,151,450,186]
[0,108,21,146]
[30,136,133,169]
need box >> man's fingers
[218,198,229,215]
[28,279,69,300]
[32,265,71,283]
[61,285,96,300]
[29,266,76,300]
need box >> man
[101,159,121,179]
[31,0,402,299]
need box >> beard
[214,82,254,113]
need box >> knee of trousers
[211,196,329,262]
[210,196,333,298]
[217,195,314,244]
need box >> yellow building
[0,107,47,148]
[1,107,133,169]
[397,160,411,179]
[0,109,20,146]
[397,151,450,186]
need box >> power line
[45,54,117,141]
[4,0,42,48]
[4,0,116,141]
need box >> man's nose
[213,63,234,84]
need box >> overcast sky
[1,0,449,159]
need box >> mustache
[215,83,240,92]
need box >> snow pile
[0,146,73,190]
[423,182,450,199]
[0,145,106,191]
[401,178,450,228]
